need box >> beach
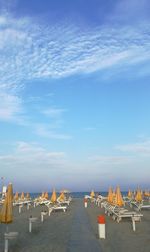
[0,198,150,252]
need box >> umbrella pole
[6,225,8,233]
[4,237,8,252]
[5,226,9,252]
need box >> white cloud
[42,108,67,118]
[116,140,150,155]
[88,155,130,165]
[0,92,23,122]
[0,141,66,167]
[35,124,72,140]
[0,14,150,90]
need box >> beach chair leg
[132,217,136,231]
[4,238,8,252]
[49,209,53,216]
[41,213,44,222]
[29,221,32,233]
[117,217,121,223]
[19,206,21,213]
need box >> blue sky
[0,0,150,192]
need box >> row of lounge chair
[101,201,143,224]
[12,195,72,215]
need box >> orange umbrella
[144,190,150,197]
[51,189,57,203]
[115,186,124,207]
[41,192,45,198]
[59,192,65,201]
[107,187,113,204]
[0,183,13,224]
[135,188,142,202]
[20,192,24,200]
[90,190,95,198]
[14,192,19,201]
[44,192,49,199]
[127,189,132,199]
[26,193,30,199]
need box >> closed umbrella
[41,192,45,199]
[26,193,30,199]
[51,189,57,203]
[20,192,24,200]
[115,186,124,207]
[135,188,142,202]
[90,190,95,198]
[107,187,113,204]
[59,192,65,201]
[44,192,49,200]
[14,192,19,201]
[127,189,132,199]
[0,183,13,225]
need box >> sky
[0,0,150,192]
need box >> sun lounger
[112,209,143,223]
[57,199,70,206]
[129,201,150,211]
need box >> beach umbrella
[14,192,19,201]
[135,188,142,202]
[20,192,24,200]
[127,189,132,199]
[44,192,49,199]
[90,190,95,198]
[51,189,57,203]
[41,192,45,198]
[107,187,113,204]
[26,193,30,199]
[144,190,150,197]
[0,183,13,224]
[59,192,65,201]
[115,186,124,207]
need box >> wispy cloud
[42,108,67,118]
[0,141,66,167]
[88,155,130,165]
[0,13,150,90]
[0,92,23,122]
[35,124,72,140]
[116,140,150,155]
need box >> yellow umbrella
[0,183,13,224]
[20,192,24,200]
[135,188,142,202]
[107,187,113,204]
[51,189,57,203]
[41,192,45,198]
[14,192,19,201]
[44,192,49,199]
[59,192,65,201]
[127,189,132,199]
[115,186,124,207]
[26,193,30,199]
[144,190,150,197]
[90,190,95,198]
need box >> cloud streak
[116,140,150,156]
[0,14,150,91]
[88,155,131,165]
[0,141,66,167]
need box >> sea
[29,192,128,199]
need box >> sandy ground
[0,198,150,252]
[86,200,150,252]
